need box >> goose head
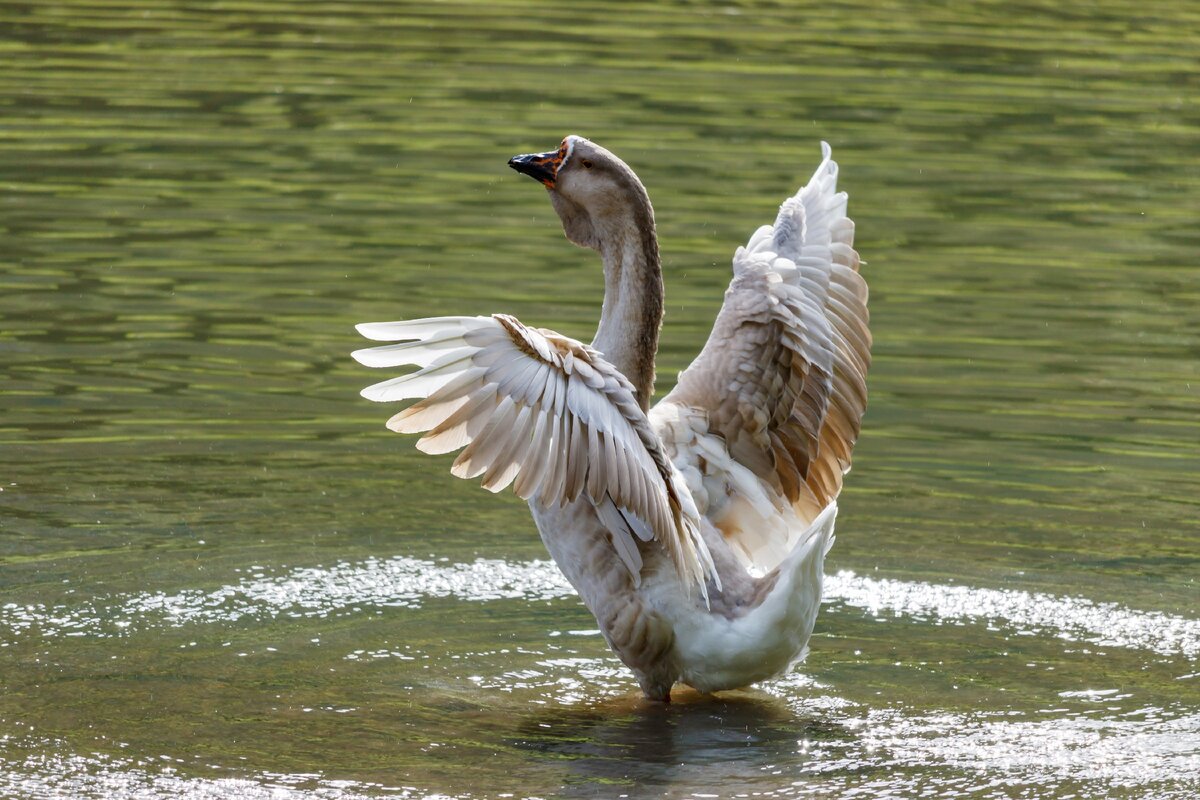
[508,135,653,252]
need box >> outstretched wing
[353,314,716,595]
[651,143,870,574]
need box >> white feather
[355,316,489,342]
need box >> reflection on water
[511,692,852,797]
[2,0,1199,797]
[3,654,1195,799]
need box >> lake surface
[1,0,1197,797]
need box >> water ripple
[0,747,440,800]
[853,707,1200,795]
[3,700,1195,799]
[825,570,1200,660]
[2,558,1197,662]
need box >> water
[1,0,1197,797]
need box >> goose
[352,136,870,701]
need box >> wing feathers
[355,316,491,342]
[350,331,471,368]
[460,395,521,484]
[513,409,552,499]
[564,414,588,503]
[416,385,497,454]
[483,403,533,493]
[355,314,714,594]
[654,142,870,574]
[595,496,644,585]
[359,355,478,402]
[387,392,471,435]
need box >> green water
[1,0,1197,797]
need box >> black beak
[508,150,560,188]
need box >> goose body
[353,136,870,700]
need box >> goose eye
[581,159,594,169]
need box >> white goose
[353,136,870,701]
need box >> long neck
[590,200,663,411]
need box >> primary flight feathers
[352,314,718,598]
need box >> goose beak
[508,149,560,188]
